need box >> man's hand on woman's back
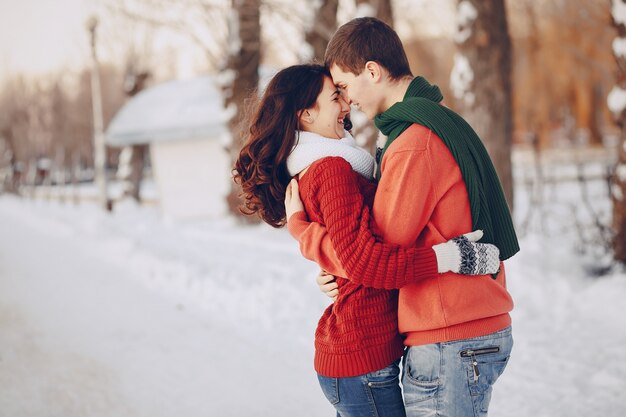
[317,270,338,302]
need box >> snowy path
[0,198,331,417]
[1,195,626,416]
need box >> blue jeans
[402,326,513,417]
[318,360,406,417]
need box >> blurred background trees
[452,0,514,207]
[609,0,626,263]
[0,0,624,265]
[2,0,614,180]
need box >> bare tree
[0,79,29,168]
[0,127,20,194]
[106,0,230,71]
[512,0,551,150]
[224,0,261,214]
[508,0,614,148]
[356,0,393,25]
[452,0,514,209]
[305,0,339,62]
[0,77,53,177]
[609,0,626,263]
[107,0,262,215]
[120,66,151,202]
[305,0,393,70]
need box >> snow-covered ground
[1,152,626,416]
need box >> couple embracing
[234,17,518,417]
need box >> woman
[233,64,499,417]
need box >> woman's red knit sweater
[293,156,439,378]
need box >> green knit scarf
[373,76,519,260]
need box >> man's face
[330,64,382,120]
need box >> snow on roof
[106,76,228,147]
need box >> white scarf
[286,130,375,179]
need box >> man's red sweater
[292,156,438,378]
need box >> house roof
[105,76,230,147]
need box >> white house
[106,76,232,220]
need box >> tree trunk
[0,131,19,193]
[612,125,626,263]
[125,144,147,201]
[609,0,626,264]
[305,0,339,62]
[122,71,151,203]
[589,82,604,146]
[452,0,514,210]
[355,0,393,25]
[224,0,261,217]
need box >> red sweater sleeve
[307,157,438,290]
[287,211,348,278]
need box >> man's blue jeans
[318,359,406,417]
[402,326,513,417]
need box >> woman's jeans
[402,326,513,417]
[318,360,406,417]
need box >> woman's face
[303,76,350,139]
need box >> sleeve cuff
[287,211,309,239]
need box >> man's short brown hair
[324,17,412,79]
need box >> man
[285,17,519,416]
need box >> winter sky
[0,0,98,80]
[0,0,457,84]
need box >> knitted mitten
[432,230,501,275]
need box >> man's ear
[364,61,383,82]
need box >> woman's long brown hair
[233,64,330,227]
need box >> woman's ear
[298,109,315,125]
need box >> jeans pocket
[402,346,440,405]
[366,359,401,388]
[460,334,513,396]
[465,354,510,392]
[317,375,340,405]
